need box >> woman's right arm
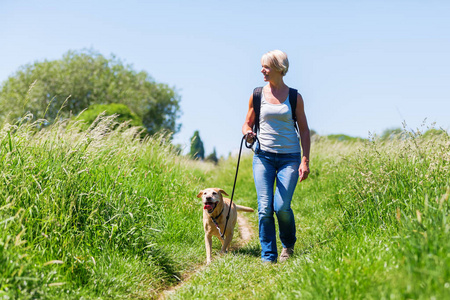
[242,94,256,142]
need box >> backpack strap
[252,87,263,134]
[253,87,298,134]
[288,88,299,132]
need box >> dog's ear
[217,189,229,196]
[196,190,204,198]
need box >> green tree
[190,130,205,160]
[206,147,219,164]
[0,49,181,135]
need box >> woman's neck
[268,79,287,92]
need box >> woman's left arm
[295,93,311,182]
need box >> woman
[242,50,310,263]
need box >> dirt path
[235,213,254,246]
[157,214,254,299]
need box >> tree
[190,130,205,160]
[0,49,181,135]
[206,148,219,164]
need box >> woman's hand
[299,157,309,182]
[245,130,256,143]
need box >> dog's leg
[220,231,234,253]
[205,234,213,264]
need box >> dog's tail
[235,205,254,213]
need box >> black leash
[220,133,258,239]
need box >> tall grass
[2,114,448,299]
[171,130,449,299]
[336,129,450,298]
[340,129,449,231]
[0,116,207,299]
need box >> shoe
[279,247,294,262]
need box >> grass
[1,115,448,299]
[0,116,209,299]
[170,130,449,299]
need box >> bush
[77,103,143,129]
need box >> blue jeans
[253,148,300,262]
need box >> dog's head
[197,188,229,214]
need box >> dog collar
[212,206,224,218]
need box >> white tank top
[258,91,301,154]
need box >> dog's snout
[206,196,213,201]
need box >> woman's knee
[274,197,292,213]
[258,202,274,218]
[275,206,294,220]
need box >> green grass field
[169,130,449,299]
[0,117,209,299]
[1,117,449,299]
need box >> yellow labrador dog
[197,188,254,264]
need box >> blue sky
[1,0,449,157]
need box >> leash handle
[221,133,257,239]
[244,132,258,150]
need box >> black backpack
[252,87,299,134]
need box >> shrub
[77,103,143,129]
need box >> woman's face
[261,63,281,82]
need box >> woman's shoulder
[288,87,302,99]
[253,86,264,93]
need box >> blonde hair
[261,50,289,76]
